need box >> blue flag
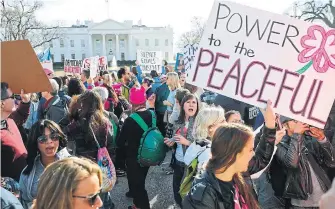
[37,48,51,62]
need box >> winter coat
[272,134,335,200]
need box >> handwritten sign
[187,1,335,128]
[183,43,199,72]
[137,50,162,73]
[83,56,108,75]
[64,59,82,74]
[82,56,99,78]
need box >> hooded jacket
[19,148,71,209]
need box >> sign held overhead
[186,1,335,128]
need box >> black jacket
[183,171,233,209]
[273,134,335,200]
[183,126,277,209]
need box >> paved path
[111,152,181,209]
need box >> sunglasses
[37,133,60,144]
[73,190,101,206]
[2,94,21,101]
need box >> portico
[88,33,133,60]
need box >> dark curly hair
[68,78,86,97]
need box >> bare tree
[1,0,63,48]
[288,0,335,28]
[177,16,205,49]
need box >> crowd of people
[1,60,335,209]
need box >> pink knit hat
[43,68,54,76]
[129,86,146,105]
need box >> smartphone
[276,115,283,131]
[169,138,176,142]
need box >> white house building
[49,19,174,63]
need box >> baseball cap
[280,116,294,124]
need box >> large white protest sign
[137,50,162,73]
[186,1,335,128]
[82,56,107,78]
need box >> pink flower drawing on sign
[297,25,335,74]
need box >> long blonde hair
[166,72,181,90]
[31,157,102,209]
[192,106,226,140]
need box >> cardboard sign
[1,40,52,94]
[137,50,162,73]
[183,43,199,72]
[187,1,335,128]
[64,59,82,74]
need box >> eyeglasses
[1,94,21,101]
[37,133,60,144]
[231,119,244,124]
[73,190,101,206]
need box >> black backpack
[44,97,68,123]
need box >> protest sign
[41,61,54,73]
[83,56,107,77]
[1,40,52,93]
[137,50,162,73]
[82,56,99,78]
[64,59,82,74]
[183,43,199,72]
[175,53,184,72]
[186,1,335,128]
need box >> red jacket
[1,102,29,181]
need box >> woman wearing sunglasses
[19,119,71,209]
[31,157,103,209]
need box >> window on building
[165,52,169,60]
[108,39,113,49]
[60,39,64,48]
[71,54,75,59]
[165,39,168,46]
[145,39,149,46]
[70,40,74,47]
[96,39,101,49]
[81,39,85,47]
[51,54,54,62]
[136,39,139,46]
[155,39,159,46]
[49,41,53,48]
[120,39,125,48]
[82,53,86,60]
[61,54,65,62]
[121,53,125,61]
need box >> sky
[35,0,296,51]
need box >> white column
[128,34,132,60]
[115,34,119,60]
[88,34,93,57]
[102,34,106,56]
